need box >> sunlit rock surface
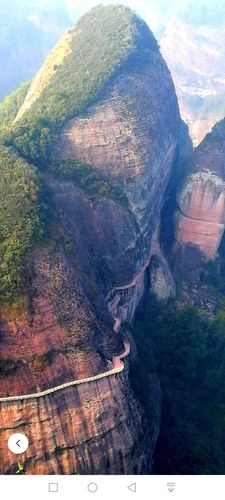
[175,120,225,259]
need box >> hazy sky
[1,0,222,34]
[63,0,219,32]
[64,0,188,31]
[2,0,222,33]
[24,0,218,32]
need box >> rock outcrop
[0,5,187,474]
[149,252,176,301]
[175,120,225,260]
[59,55,179,267]
[1,367,151,475]
[176,171,225,259]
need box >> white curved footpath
[0,319,130,403]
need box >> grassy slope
[16,5,146,125]
[0,81,30,127]
[9,5,157,162]
[0,6,156,301]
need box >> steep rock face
[51,180,141,291]
[0,6,187,475]
[60,45,180,270]
[1,368,152,475]
[0,244,112,397]
[0,241,155,475]
[176,173,225,258]
[149,253,176,301]
[160,18,225,146]
[175,121,225,259]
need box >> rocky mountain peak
[0,6,188,475]
[14,5,158,126]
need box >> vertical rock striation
[0,5,188,474]
[175,120,225,259]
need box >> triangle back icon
[128,483,136,493]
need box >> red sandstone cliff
[0,6,187,474]
[175,121,225,260]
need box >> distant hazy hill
[160,2,225,146]
[0,0,72,100]
[0,0,198,101]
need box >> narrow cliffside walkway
[111,226,175,301]
[0,229,170,404]
[0,318,130,403]
[116,232,159,292]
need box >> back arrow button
[128,483,136,493]
[8,433,29,454]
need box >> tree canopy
[8,5,157,163]
[0,145,42,302]
[0,81,30,127]
[132,298,225,474]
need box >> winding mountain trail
[115,227,160,293]
[0,317,130,403]
[0,225,174,404]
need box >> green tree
[132,298,225,474]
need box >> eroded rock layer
[175,121,225,259]
[60,49,180,269]
[0,369,154,475]
[176,172,225,258]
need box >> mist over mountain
[2,0,225,147]
[160,1,225,145]
[0,0,209,99]
[177,0,225,26]
[0,0,72,99]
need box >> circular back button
[8,433,29,454]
